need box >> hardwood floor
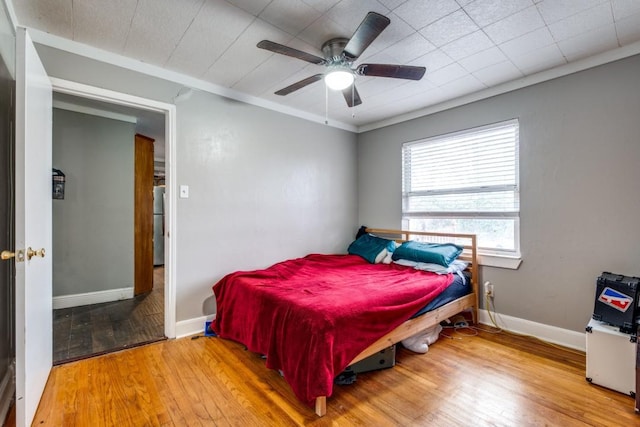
[33,327,638,426]
[1,403,14,427]
[52,267,165,363]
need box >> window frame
[401,119,521,265]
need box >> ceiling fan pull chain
[351,84,356,118]
[325,83,329,125]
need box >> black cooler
[344,345,396,374]
[593,272,639,334]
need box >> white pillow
[376,241,398,264]
[394,258,468,274]
[374,248,388,264]
[402,324,443,353]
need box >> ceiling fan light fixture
[324,69,354,91]
[259,12,422,107]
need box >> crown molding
[20,23,640,135]
[25,27,358,133]
[53,99,137,123]
[359,39,640,133]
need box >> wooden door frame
[49,78,177,339]
[134,133,155,296]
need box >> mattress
[412,272,471,318]
[211,254,455,406]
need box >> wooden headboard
[364,227,479,325]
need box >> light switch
[179,185,189,198]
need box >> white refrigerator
[153,186,165,266]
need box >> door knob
[1,250,25,262]
[26,247,45,260]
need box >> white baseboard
[176,315,216,339]
[175,311,585,352]
[53,287,134,309]
[478,309,586,352]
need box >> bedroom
[1,0,640,425]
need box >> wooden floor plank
[52,267,165,363]
[33,328,638,426]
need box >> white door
[14,28,53,427]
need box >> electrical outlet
[484,281,494,298]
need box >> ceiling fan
[257,12,426,107]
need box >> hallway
[52,267,165,363]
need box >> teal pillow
[391,241,463,267]
[348,234,396,264]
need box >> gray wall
[175,90,358,320]
[358,54,640,332]
[39,45,359,322]
[52,108,135,296]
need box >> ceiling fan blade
[257,40,325,65]
[343,12,390,60]
[274,74,324,96]
[357,63,426,80]
[342,85,362,108]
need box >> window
[402,119,520,258]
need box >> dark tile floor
[53,267,165,364]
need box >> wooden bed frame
[314,228,479,417]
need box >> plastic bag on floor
[401,324,443,353]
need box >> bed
[211,228,478,416]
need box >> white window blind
[402,119,520,256]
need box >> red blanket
[211,254,453,406]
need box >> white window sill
[477,254,522,269]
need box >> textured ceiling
[12,0,640,129]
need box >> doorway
[48,79,176,363]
